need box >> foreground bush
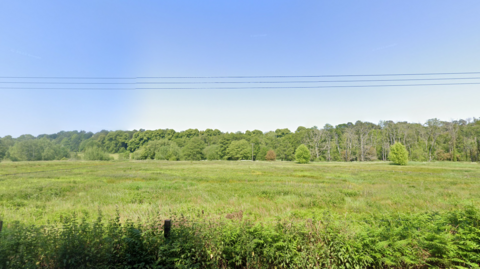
[1,207,480,268]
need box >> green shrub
[389,142,409,165]
[295,144,310,164]
[226,139,251,160]
[204,145,220,160]
[1,208,480,268]
[132,147,148,160]
[83,147,112,161]
[70,152,81,160]
[256,146,268,161]
[155,143,181,161]
[118,151,130,160]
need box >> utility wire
[2,76,480,84]
[134,82,480,89]
[1,71,480,79]
[1,82,480,90]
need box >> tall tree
[425,118,443,161]
[303,128,324,160]
[182,137,206,161]
[226,140,251,160]
[446,121,460,161]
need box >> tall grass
[1,161,479,225]
[0,161,479,267]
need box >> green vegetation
[2,160,479,224]
[226,139,251,160]
[7,138,69,161]
[2,207,480,268]
[1,160,480,267]
[1,118,479,163]
[1,118,480,267]
[82,146,112,161]
[389,142,409,165]
[182,137,206,161]
[295,144,311,163]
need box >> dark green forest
[1,118,479,162]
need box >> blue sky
[1,1,480,137]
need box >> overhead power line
[1,71,480,79]
[2,82,480,90]
[2,76,480,84]
[1,71,480,90]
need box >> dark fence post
[0,221,3,233]
[164,219,171,238]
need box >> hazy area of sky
[1,1,479,137]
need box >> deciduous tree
[389,142,408,165]
[265,150,276,161]
[295,144,310,164]
[182,137,206,161]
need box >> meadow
[1,160,480,268]
[1,160,479,224]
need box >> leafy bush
[1,208,480,268]
[118,151,130,160]
[255,146,269,161]
[132,140,169,160]
[295,144,310,164]
[226,140,251,160]
[132,147,148,160]
[154,140,181,161]
[70,152,81,160]
[204,145,220,160]
[265,149,276,161]
[389,142,409,165]
[83,147,112,161]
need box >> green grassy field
[1,160,479,225]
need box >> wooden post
[164,219,171,238]
[0,221,3,233]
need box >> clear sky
[1,1,480,137]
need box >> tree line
[1,118,479,162]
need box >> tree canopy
[182,137,206,161]
[226,140,251,160]
[1,118,480,163]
